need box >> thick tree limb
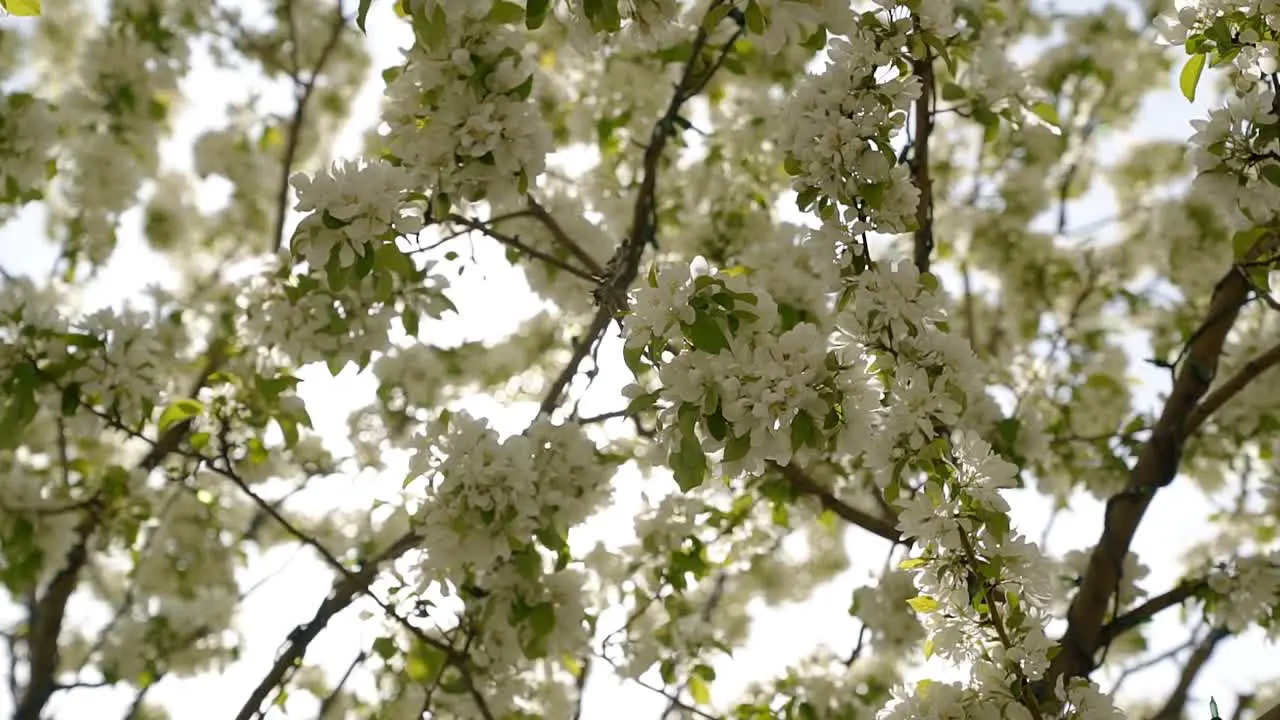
[1099,579,1206,646]
[909,30,935,273]
[1038,232,1280,700]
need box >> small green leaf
[488,0,524,23]
[906,595,941,613]
[1261,164,1280,187]
[60,384,80,416]
[372,636,397,660]
[941,82,966,101]
[3,0,42,16]
[157,398,203,433]
[1232,227,1266,260]
[356,0,373,32]
[670,430,707,492]
[682,314,730,354]
[722,432,750,463]
[1181,53,1207,102]
[899,557,928,570]
[689,674,711,705]
[789,410,816,452]
[1029,101,1060,128]
[744,0,765,34]
[403,308,420,337]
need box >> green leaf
[705,407,728,441]
[941,82,966,101]
[682,314,730,354]
[372,636,397,660]
[403,307,421,337]
[1232,227,1266,260]
[2,0,41,16]
[488,0,524,23]
[789,410,816,452]
[722,432,750,463]
[796,186,819,212]
[689,674,711,705]
[1261,163,1280,187]
[906,595,941,613]
[1180,53,1207,102]
[625,390,660,416]
[744,0,765,34]
[157,398,203,433]
[670,430,707,492]
[60,384,80,416]
[898,557,928,570]
[1029,101,1060,128]
[356,0,373,32]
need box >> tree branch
[315,650,365,719]
[909,22,935,273]
[13,345,227,720]
[773,463,902,543]
[1038,230,1280,700]
[1184,341,1280,437]
[537,1,743,418]
[523,195,606,276]
[447,213,600,283]
[232,533,419,720]
[1150,626,1230,720]
[271,3,349,253]
[1257,699,1280,720]
[1099,579,1206,646]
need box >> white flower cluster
[835,261,999,476]
[850,570,926,654]
[380,24,551,209]
[1158,0,1280,226]
[406,412,612,670]
[1056,549,1149,614]
[0,278,182,430]
[52,2,190,266]
[289,159,426,271]
[781,11,924,234]
[623,259,881,479]
[0,93,59,208]
[239,253,453,371]
[1206,552,1280,633]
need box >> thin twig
[446,213,600,282]
[524,195,605,275]
[1150,627,1230,720]
[272,4,349,253]
[773,463,902,543]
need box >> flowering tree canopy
[3,0,1280,717]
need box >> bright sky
[1,0,1276,718]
